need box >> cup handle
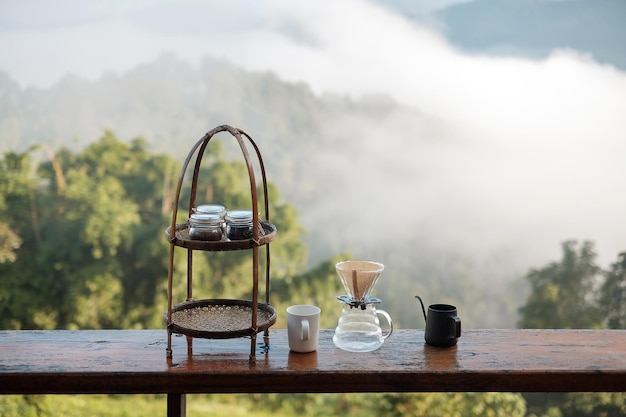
[377,309,394,339]
[301,319,310,341]
[450,315,461,339]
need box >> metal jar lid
[225,210,253,224]
[189,213,223,225]
[194,204,226,217]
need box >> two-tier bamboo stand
[165,125,277,363]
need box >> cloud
[2,0,625,325]
[2,1,625,262]
[222,0,626,268]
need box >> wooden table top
[1,329,625,394]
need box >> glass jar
[225,210,254,240]
[193,204,226,218]
[188,213,223,241]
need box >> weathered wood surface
[1,329,625,394]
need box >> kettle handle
[376,309,394,340]
[415,295,427,322]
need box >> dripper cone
[336,260,384,303]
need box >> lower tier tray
[166,298,277,339]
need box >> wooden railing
[1,329,625,416]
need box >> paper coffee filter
[336,260,384,302]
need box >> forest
[1,132,625,416]
[4,50,626,330]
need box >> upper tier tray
[165,221,276,251]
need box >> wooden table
[1,329,625,416]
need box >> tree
[599,252,626,329]
[247,392,528,417]
[560,392,626,417]
[518,241,625,417]
[0,135,152,329]
[0,222,20,263]
[271,255,347,329]
[518,240,603,329]
[371,393,527,417]
[0,148,49,329]
[0,150,30,264]
[0,130,311,330]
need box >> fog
[2,0,625,327]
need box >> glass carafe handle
[377,309,393,339]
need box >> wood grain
[1,329,625,394]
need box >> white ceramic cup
[286,305,321,353]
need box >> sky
[1,0,625,272]
[0,0,466,90]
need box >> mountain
[0,53,528,328]
[373,0,626,69]
[432,0,626,70]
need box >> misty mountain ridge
[1,0,625,328]
[0,53,529,328]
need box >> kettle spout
[415,295,427,321]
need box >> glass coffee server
[165,125,277,363]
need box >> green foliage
[0,150,32,264]
[599,252,626,329]
[0,130,312,330]
[2,394,279,417]
[560,392,626,417]
[371,393,526,417]
[272,255,348,329]
[524,392,626,417]
[0,395,49,417]
[518,243,626,416]
[0,221,21,263]
[209,393,527,417]
[518,240,603,329]
[0,133,178,329]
